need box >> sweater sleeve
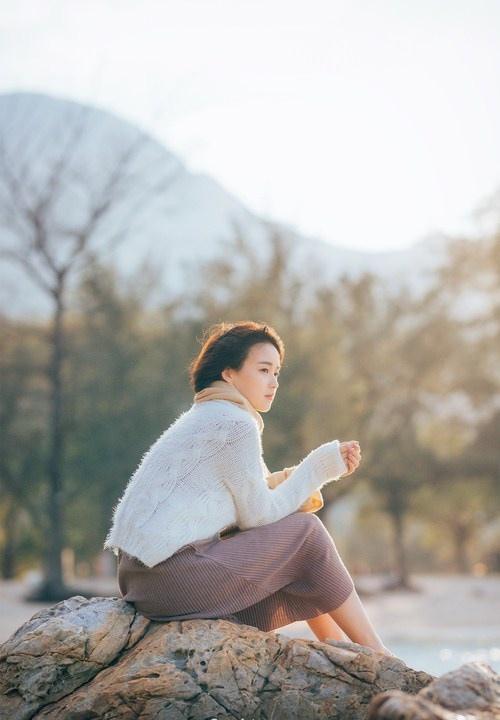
[219,419,348,530]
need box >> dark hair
[188,321,285,393]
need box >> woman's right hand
[339,441,361,476]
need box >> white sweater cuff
[313,439,348,481]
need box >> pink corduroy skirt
[117,510,355,632]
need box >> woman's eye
[261,369,279,377]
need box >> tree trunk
[1,498,17,579]
[452,522,470,573]
[387,508,414,590]
[394,510,408,586]
[26,283,70,601]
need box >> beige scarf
[193,379,323,514]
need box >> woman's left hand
[341,440,361,475]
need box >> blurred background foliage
[1,223,499,590]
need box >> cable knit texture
[103,398,348,567]
[193,379,325,513]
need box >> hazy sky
[2,0,500,251]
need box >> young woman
[104,321,392,656]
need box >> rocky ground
[1,594,499,719]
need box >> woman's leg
[328,587,389,653]
[306,613,350,642]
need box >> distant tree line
[0,101,499,599]
[1,224,499,597]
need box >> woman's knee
[283,511,326,537]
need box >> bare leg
[306,613,350,642]
[328,587,390,654]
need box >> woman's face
[221,342,280,412]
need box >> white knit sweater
[103,399,348,567]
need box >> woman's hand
[339,441,361,476]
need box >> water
[389,638,500,676]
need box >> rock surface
[368,660,500,719]
[0,595,497,719]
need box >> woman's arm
[220,419,347,530]
[265,465,324,513]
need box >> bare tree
[0,97,181,600]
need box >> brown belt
[218,524,240,540]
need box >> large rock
[368,661,500,719]
[0,596,149,719]
[0,595,496,719]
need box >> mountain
[0,91,451,320]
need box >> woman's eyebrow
[258,361,281,369]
